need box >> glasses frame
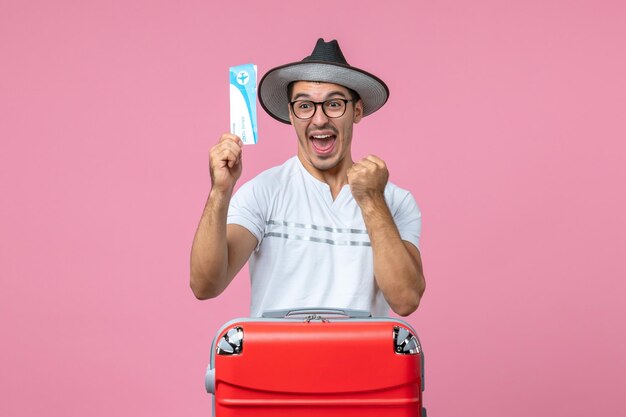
[289,99,353,120]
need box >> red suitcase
[205,308,426,417]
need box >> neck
[297,154,352,200]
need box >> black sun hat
[258,38,389,124]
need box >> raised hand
[209,134,244,193]
[347,155,389,206]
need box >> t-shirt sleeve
[393,192,422,249]
[227,180,267,247]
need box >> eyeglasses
[289,99,353,120]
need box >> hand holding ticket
[229,64,258,145]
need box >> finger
[211,148,237,168]
[221,139,243,153]
[358,159,379,170]
[219,133,238,142]
[350,162,365,173]
[219,133,243,148]
[217,148,240,168]
[365,155,385,168]
[215,141,243,162]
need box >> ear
[353,99,364,124]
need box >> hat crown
[302,38,349,65]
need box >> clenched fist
[347,155,389,205]
[210,134,243,193]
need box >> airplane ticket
[229,64,258,145]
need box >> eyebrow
[292,90,349,101]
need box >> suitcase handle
[261,307,372,318]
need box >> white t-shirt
[227,156,422,317]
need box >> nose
[311,102,329,126]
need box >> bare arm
[190,134,258,299]
[348,156,426,316]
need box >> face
[288,81,363,176]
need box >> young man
[190,39,425,317]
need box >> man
[190,39,425,317]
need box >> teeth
[312,135,332,139]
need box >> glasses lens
[323,99,347,118]
[293,101,315,119]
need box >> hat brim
[258,61,389,124]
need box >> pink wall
[1,1,624,416]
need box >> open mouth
[309,134,336,154]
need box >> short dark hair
[287,81,361,104]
